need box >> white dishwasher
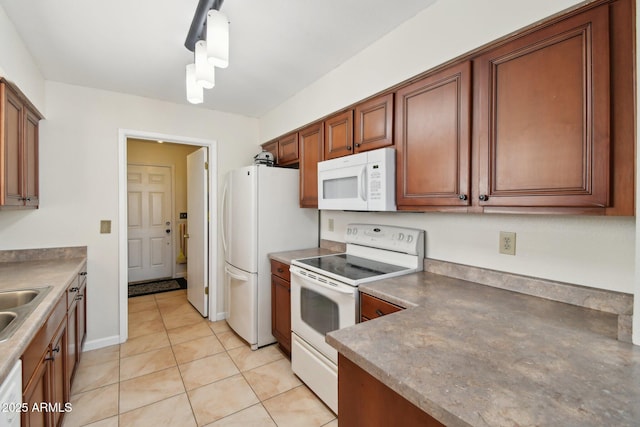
[0,359,22,427]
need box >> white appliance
[317,147,396,211]
[222,165,318,350]
[0,359,22,427]
[290,224,424,413]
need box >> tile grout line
[73,290,333,427]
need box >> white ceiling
[0,0,438,117]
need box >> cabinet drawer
[270,260,291,282]
[360,293,403,321]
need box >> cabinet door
[1,88,24,207]
[339,354,444,427]
[299,122,323,208]
[354,93,393,153]
[395,61,471,209]
[50,321,67,427]
[261,140,278,164]
[22,354,50,427]
[67,297,78,388]
[277,133,299,165]
[475,5,610,210]
[324,110,353,160]
[23,108,39,207]
[271,275,291,354]
[77,282,87,353]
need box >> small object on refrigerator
[253,150,274,166]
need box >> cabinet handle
[355,143,361,148]
[346,146,352,151]
[75,295,83,301]
[277,268,283,273]
[479,194,488,201]
[458,194,467,201]
[79,272,87,276]
[375,309,384,317]
[45,346,60,361]
[69,287,79,293]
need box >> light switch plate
[100,220,112,234]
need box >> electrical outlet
[100,220,112,234]
[328,218,334,232]
[499,231,516,255]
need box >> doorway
[118,130,218,343]
[127,163,174,284]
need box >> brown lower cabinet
[360,292,403,322]
[22,265,87,427]
[271,259,292,355]
[338,354,444,427]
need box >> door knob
[166,229,171,234]
[184,234,190,238]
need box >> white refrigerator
[222,165,318,349]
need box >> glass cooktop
[295,253,407,281]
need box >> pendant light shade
[186,64,203,104]
[206,9,229,68]
[195,40,215,88]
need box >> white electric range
[289,224,425,414]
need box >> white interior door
[187,148,208,316]
[127,165,173,283]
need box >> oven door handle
[290,268,355,295]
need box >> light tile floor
[62,289,337,427]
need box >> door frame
[118,129,217,343]
[126,162,176,283]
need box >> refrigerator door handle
[225,266,249,282]
[221,180,229,254]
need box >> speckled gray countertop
[269,247,340,265]
[327,272,640,427]
[0,248,86,384]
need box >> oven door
[290,266,357,364]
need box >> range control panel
[345,224,424,256]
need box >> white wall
[259,0,638,343]
[0,81,259,345]
[0,5,45,111]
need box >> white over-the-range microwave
[317,147,396,211]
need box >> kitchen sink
[0,290,39,310]
[0,312,17,331]
[0,287,52,342]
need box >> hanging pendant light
[186,64,203,104]
[195,40,215,88]
[206,9,229,68]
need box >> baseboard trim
[82,335,121,352]
[216,311,227,321]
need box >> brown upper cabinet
[395,61,471,210]
[277,132,299,165]
[261,140,278,164]
[324,110,354,160]
[474,4,611,212]
[354,93,394,153]
[262,0,633,216]
[260,132,299,166]
[1,79,43,209]
[299,122,324,208]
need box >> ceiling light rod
[184,0,225,52]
